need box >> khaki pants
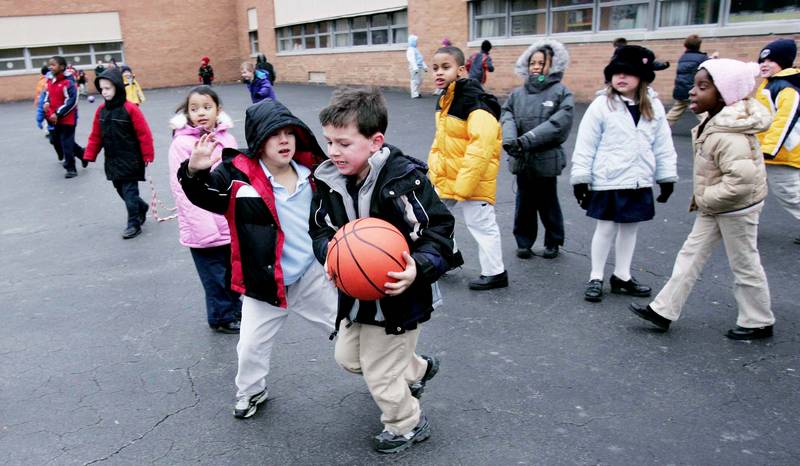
[666,99,702,126]
[335,321,428,435]
[766,164,800,222]
[650,210,774,328]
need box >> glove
[503,139,522,158]
[656,182,674,203]
[573,183,590,210]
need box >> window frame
[0,42,125,76]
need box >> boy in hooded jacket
[630,59,775,341]
[406,35,428,98]
[502,39,574,259]
[241,61,276,104]
[310,87,461,453]
[178,99,337,420]
[83,69,154,239]
[666,34,711,126]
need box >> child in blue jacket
[241,61,275,104]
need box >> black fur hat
[604,45,656,83]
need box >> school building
[1,1,799,103]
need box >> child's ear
[369,132,385,152]
[457,65,467,77]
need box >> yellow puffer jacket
[755,68,800,168]
[124,77,146,105]
[428,79,502,203]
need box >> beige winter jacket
[690,98,773,215]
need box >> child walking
[429,46,506,290]
[466,40,495,85]
[168,86,242,333]
[83,69,154,239]
[310,87,461,453]
[198,56,214,85]
[240,61,275,104]
[44,55,84,178]
[754,38,800,244]
[501,39,574,259]
[178,99,337,419]
[666,35,712,126]
[570,45,678,302]
[630,59,775,340]
[121,65,146,105]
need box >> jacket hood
[170,111,234,136]
[452,78,501,119]
[94,69,127,108]
[242,99,326,165]
[515,39,569,78]
[703,98,773,137]
[408,35,418,47]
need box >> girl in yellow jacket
[121,65,146,105]
[428,46,507,291]
[755,39,800,243]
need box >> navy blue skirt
[586,188,654,223]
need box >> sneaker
[542,246,559,259]
[64,170,78,179]
[725,325,773,341]
[468,271,508,290]
[628,303,671,331]
[610,275,651,297]
[794,237,800,245]
[373,414,431,454]
[584,279,603,302]
[211,320,241,334]
[516,248,533,259]
[122,225,142,239]
[233,388,268,419]
[410,355,440,399]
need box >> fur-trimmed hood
[169,111,234,135]
[514,39,569,78]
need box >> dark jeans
[190,245,242,327]
[112,180,147,228]
[513,174,565,249]
[49,126,85,169]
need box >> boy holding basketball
[178,98,337,419]
[311,87,462,453]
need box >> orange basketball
[326,218,409,301]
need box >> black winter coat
[673,51,709,101]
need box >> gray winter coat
[502,39,574,176]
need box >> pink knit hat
[697,58,760,105]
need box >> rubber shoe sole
[233,389,268,419]
[410,355,440,399]
[374,418,431,454]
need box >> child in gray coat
[501,39,575,259]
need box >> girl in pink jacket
[168,86,241,333]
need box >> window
[277,9,408,52]
[250,31,259,55]
[0,42,124,75]
[470,0,799,39]
[658,0,720,27]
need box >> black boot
[628,303,671,331]
[542,245,559,259]
[584,279,603,302]
[610,275,651,297]
[725,325,773,341]
[468,271,508,290]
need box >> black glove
[573,183,590,210]
[503,139,522,158]
[656,182,674,203]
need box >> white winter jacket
[570,89,678,190]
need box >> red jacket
[45,72,78,126]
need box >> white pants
[444,199,505,276]
[410,69,423,98]
[651,210,774,328]
[235,261,337,399]
[766,164,800,222]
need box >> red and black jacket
[177,100,325,306]
[44,72,78,126]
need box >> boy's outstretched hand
[384,251,416,296]
[187,133,219,176]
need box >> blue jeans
[190,245,242,327]
[52,124,76,171]
[112,180,147,228]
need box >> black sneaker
[794,237,800,245]
[122,225,142,239]
[410,355,440,399]
[725,325,773,341]
[64,170,78,179]
[542,246,559,259]
[584,279,603,302]
[610,275,651,297]
[516,248,533,259]
[233,388,268,419]
[628,303,671,331]
[212,320,241,334]
[468,271,508,290]
[373,414,431,454]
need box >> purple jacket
[168,112,237,248]
[247,69,276,103]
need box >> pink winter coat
[168,112,237,248]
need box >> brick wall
[0,0,244,102]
